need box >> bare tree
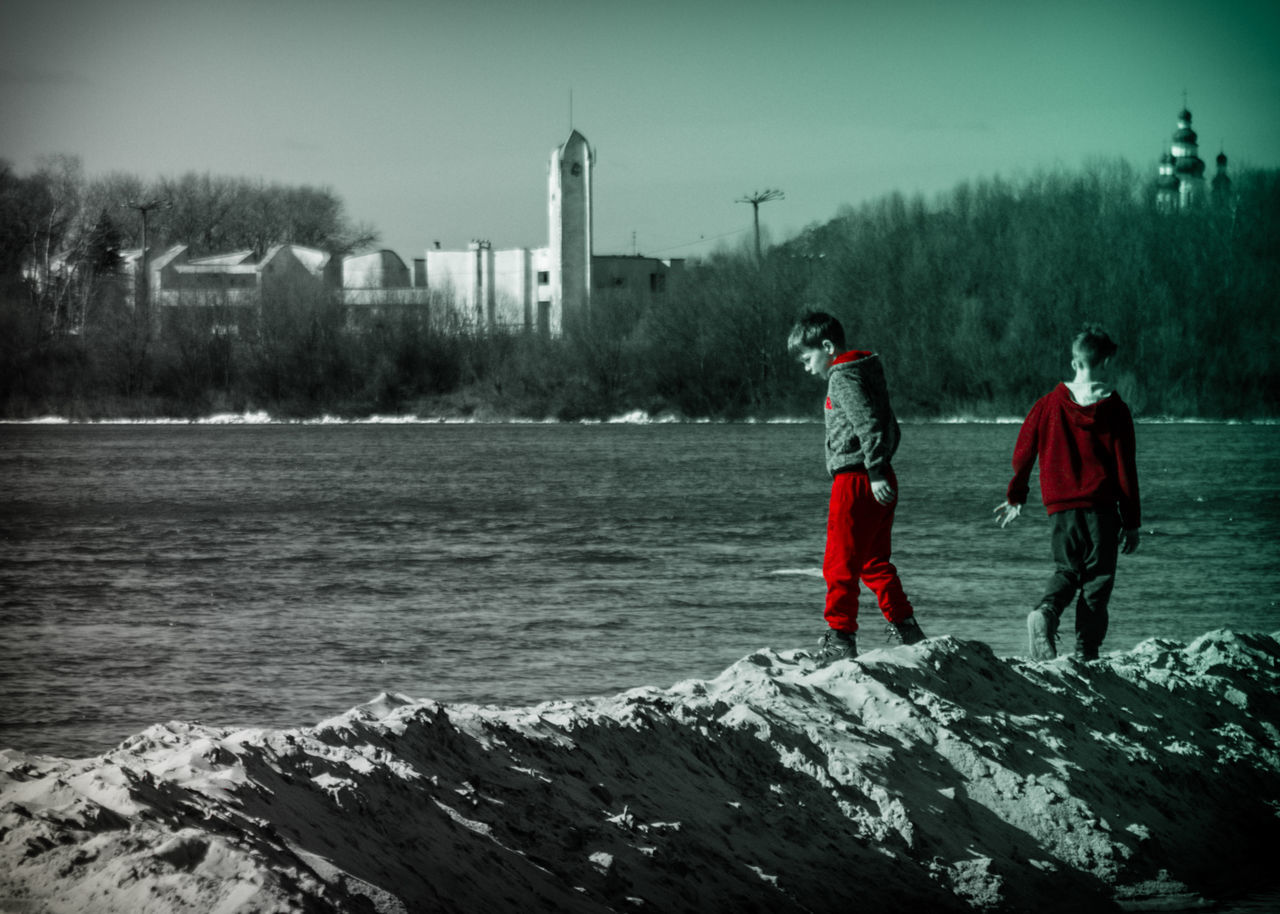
[23,155,87,336]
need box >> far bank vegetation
[2,157,1276,420]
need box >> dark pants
[1040,508,1120,653]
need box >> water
[1,420,1278,759]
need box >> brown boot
[888,616,926,646]
[815,628,858,664]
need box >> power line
[630,226,751,257]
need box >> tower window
[537,271,549,284]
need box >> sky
[3,0,1278,263]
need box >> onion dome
[1212,149,1232,197]
[1175,154,1206,178]
[1172,107,1198,145]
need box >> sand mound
[3,630,1279,913]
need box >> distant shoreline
[4,412,1277,427]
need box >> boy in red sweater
[994,325,1141,661]
[788,311,925,664]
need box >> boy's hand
[1121,527,1141,555]
[871,479,896,506]
[993,501,1022,528]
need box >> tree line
[1,156,1276,420]
[792,160,1279,418]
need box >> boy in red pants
[994,325,1141,661]
[788,311,926,663]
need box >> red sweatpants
[823,468,914,631]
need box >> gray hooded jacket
[824,350,901,481]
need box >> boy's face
[797,341,837,379]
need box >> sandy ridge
[2,630,1278,913]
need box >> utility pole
[737,189,784,261]
[471,238,492,325]
[122,197,170,313]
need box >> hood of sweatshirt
[1065,379,1113,407]
[830,350,873,370]
[1056,381,1122,428]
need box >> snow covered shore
[3,630,1278,913]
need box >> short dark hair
[1072,324,1118,367]
[787,311,846,354]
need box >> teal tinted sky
[3,0,1277,262]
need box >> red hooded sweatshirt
[1006,383,1141,530]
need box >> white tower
[548,130,593,334]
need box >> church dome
[1174,155,1205,177]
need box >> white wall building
[423,129,683,336]
[341,249,429,307]
[120,128,679,335]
